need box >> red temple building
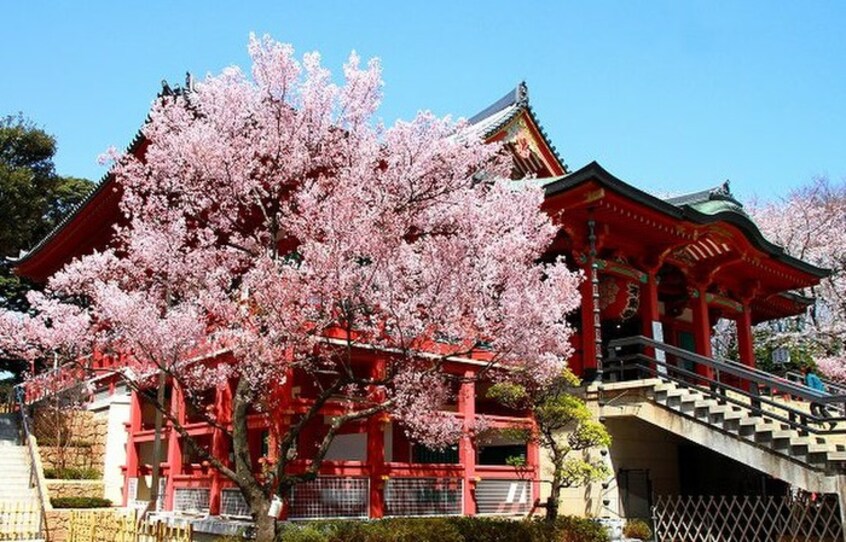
[13,83,846,536]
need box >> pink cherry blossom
[0,34,582,526]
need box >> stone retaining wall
[32,407,107,472]
[45,480,105,499]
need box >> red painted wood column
[123,391,142,505]
[641,271,661,360]
[737,302,755,368]
[209,381,233,515]
[527,422,540,506]
[368,357,387,519]
[164,383,185,511]
[580,265,598,374]
[458,369,477,515]
[692,286,715,379]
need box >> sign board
[652,321,667,375]
[772,347,791,365]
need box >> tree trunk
[148,370,167,513]
[545,482,561,523]
[231,378,276,541]
[253,499,277,542]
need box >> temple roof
[665,181,748,217]
[466,83,567,176]
[542,161,830,280]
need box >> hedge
[276,517,609,542]
[50,497,112,509]
[43,467,101,480]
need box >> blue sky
[2,1,844,202]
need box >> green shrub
[622,518,651,540]
[43,467,101,479]
[555,516,610,542]
[50,496,112,508]
[277,524,328,542]
[274,517,608,542]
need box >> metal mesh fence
[172,487,210,515]
[220,488,251,518]
[289,477,369,520]
[476,479,531,515]
[384,477,463,517]
[653,494,844,542]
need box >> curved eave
[12,131,146,281]
[468,83,567,175]
[544,161,831,280]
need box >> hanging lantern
[598,274,641,321]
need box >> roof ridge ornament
[709,180,732,200]
[516,81,529,108]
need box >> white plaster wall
[90,385,131,503]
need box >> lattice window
[653,494,844,542]
[220,488,251,519]
[476,479,531,515]
[173,487,210,515]
[289,477,369,520]
[384,477,462,517]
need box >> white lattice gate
[653,494,844,542]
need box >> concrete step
[649,380,846,472]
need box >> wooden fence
[68,510,192,542]
[0,501,40,541]
[653,494,844,542]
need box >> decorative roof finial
[516,81,529,107]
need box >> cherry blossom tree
[751,177,846,379]
[0,35,581,540]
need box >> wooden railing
[68,510,192,542]
[0,501,40,541]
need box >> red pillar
[458,370,477,515]
[580,266,598,375]
[209,381,233,515]
[737,302,755,368]
[367,416,386,518]
[692,286,715,379]
[123,391,142,505]
[164,383,184,511]
[527,424,540,507]
[368,357,387,519]
[641,271,661,360]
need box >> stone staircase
[651,379,846,476]
[0,413,43,541]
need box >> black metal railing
[785,370,846,396]
[606,336,846,436]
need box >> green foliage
[0,115,93,259]
[487,381,528,407]
[556,456,610,489]
[505,454,528,468]
[274,517,608,542]
[486,368,611,521]
[753,326,822,375]
[622,518,652,540]
[50,496,112,508]
[43,467,100,480]
[0,114,93,379]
